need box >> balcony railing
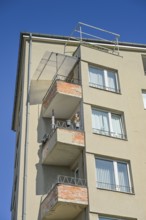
[92,128,126,140]
[57,175,87,186]
[42,120,83,145]
[97,181,133,193]
[47,175,87,195]
[43,74,81,103]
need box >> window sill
[92,131,128,141]
[96,187,135,195]
[89,84,121,94]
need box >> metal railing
[92,128,126,140]
[89,82,120,93]
[46,175,87,196]
[57,175,87,186]
[64,22,120,55]
[43,74,81,103]
[42,120,83,145]
[97,181,133,193]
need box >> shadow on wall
[37,115,50,144]
[36,108,74,195]
[35,145,74,196]
[36,144,74,219]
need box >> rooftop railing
[64,22,120,55]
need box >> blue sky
[0,0,146,219]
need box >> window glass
[142,91,146,109]
[96,159,115,190]
[89,67,105,88]
[96,158,132,193]
[92,109,109,135]
[117,162,130,192]
[89,66,119,93]
[99,218,126,220]
[111,114,123,138]
[107,70,117,92]
[99,218,115,220]
[99,218,110,220]
[92,109,125,139]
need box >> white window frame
[88,65,120,93]
[142,90,146,109]
[92,108,126,139]
[95,158,133,193]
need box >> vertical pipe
[79,25,82,42]
[51,109,55,129]
[22,33,32,220]
[116,36,119,55]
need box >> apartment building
[11,23,146,220]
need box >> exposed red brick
[43,80,82,109]
[41,184,88,219]
[58,184,88,203]
[59,129,84,146]
[72,132,84,145]
[57,81,82,97]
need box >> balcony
[42,120,85,166]
[42,75,82,118]
[41,175,88,220]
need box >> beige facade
[11,32,146,220]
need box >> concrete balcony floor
[42,127,85,166]
[41,179,88,220]
[42,80,82,118]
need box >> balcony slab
[42,81,82,118]
[42,128,85,166]
[41,184,88,220]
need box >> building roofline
[20,32,146,49]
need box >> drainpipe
[22,33,32,220]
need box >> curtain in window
[92,110,109,134]
[107,71,117,92]
[96,159,115,190]
[117,162,130,192]
[111,114,123,138]
[89,67,104,88]
[89,67,98,85]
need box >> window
[99,218,116,220]
[92,109,126,139]
[89,66,120,93]
[142,55,146,74]
[99,217,129,220]
[142,90,146,109]
[95,158,133,193]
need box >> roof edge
[20,32,146,49]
